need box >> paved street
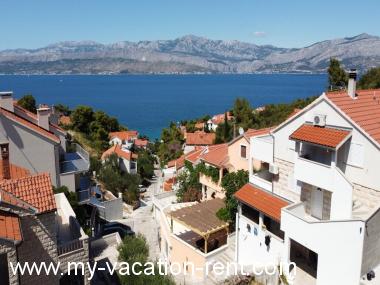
[118,168,162,260]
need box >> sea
[0,74,326,139]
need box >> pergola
[170,198,229,254]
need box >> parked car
[101,222,135,239]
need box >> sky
[1,0,379,50]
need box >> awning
[234,183,290,221]
[170,198,229,237]
[289,124,351,149]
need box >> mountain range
[1,33,380,74]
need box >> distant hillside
[1,33,380,74]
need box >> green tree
[233,98,255,130]
[215,112,233,143]
[18,94,37,113]
[358,67,380,89]
[71,105,94,132]
[54,104,71,115]
[118,234,175,285]
[137,149,155,180]
[158,122,184,166]
[327,58,348,91]
[176,161,202,202]
[217,170,249,226]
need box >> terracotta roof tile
[0,173,56,213]
[326,89,380,145]
[101,145,138,161]
[59,115,71,126]
[186,131,215,146]
[234,184,290,221]
[290,124,351,149]
[0,108,60,143]
[109,131,139,141]
[0,211,22,242]
[134,139,149,147]
[0,161,30,181]
[200,144,229,167]
[212,112,234,125]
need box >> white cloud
[253,31,266,37]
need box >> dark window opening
[263,215,284,240]
[242,204,260,224]
[241,145,247,158]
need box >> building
[234,71,380,285]
[184,131,215,153]
[0,92,90,193]
[0,157,89,285]
[109,130,139,149]
[101,144,138,174]
[207,112,234,131]
[153,196,229,282]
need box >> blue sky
[1,0,379,50]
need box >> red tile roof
[234,184,290,221]
[59,115,71,126]
[0,160,30,181]
[326,89,380,145]
[134,139,149,147]
[0,211,22,242]
[186,131,215,146]
[244,127,273,139]
[200,144,229,168]
[109,131,139,141]
[212,112,233,125]
[0,108,60,143]
[0,173,56,213]
[290,124,351,149]
[101,144,138,161]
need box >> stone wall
[0,243,19,285]
[300,183,331,220]
[17,212,60,285]
[362,207,380,276]
[272,158,299,202]
[353,183,380,210]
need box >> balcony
[55,193,88,256]
[251,135,273,164]
[250,170,272,192]
[60,143,90,174]
[199,173,223,193]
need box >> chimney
[0,92,14,112]
[37,104,51,130]
[0,142,10,180]
[348,69,357,99]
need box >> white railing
[73,143,89,162]
[250,174,272,192]
[251,135,273,164]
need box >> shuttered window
[347,142,364,168]
[241,145,247,158]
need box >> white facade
[236,92,380,285]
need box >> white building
[235,72,380,285]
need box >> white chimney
[348,69,357,99]
[0,92,14,112]
[37,105,51,130]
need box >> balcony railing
[250,171,272,192]
[57,239,84,256]
[251,135,273,164]
[60,143,90,174]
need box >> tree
[217,170,249,226]
[137,149,155,180]
[158,122,184,166]
[358,67,380,89]
[233,98,254,130]
[18,94,37,113]
[215,112,233,143]
[327,58,348,91]
[71,105,94,132]
[54,104,71,115]
[176,161,202,202]
[118,234,175,285]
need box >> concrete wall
[362,208,380,276]
[0,115,60,186]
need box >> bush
[18,94,37,113]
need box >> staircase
[206,234,236,285]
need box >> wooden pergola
[170,198,229,253]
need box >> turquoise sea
[0,74,326,139]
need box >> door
[311,187,323,219]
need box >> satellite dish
[238,127,244,135]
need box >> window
[240,145,247,158]
[347,142,364,168]
[242,204,259,224]
[263,215,284,240]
